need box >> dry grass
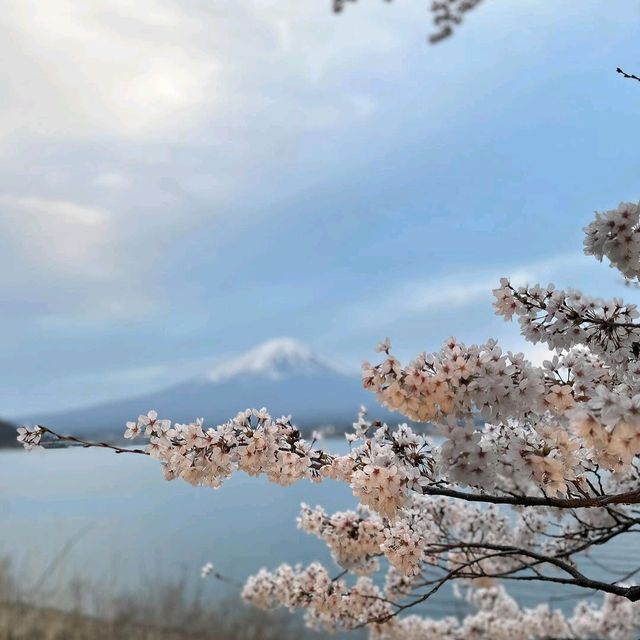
[0,601,307,640]
[0,558,316,640]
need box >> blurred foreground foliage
[0,559,317,640]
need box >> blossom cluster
[570,388,640,471]
[295,496,526,580]
[362,337,547,425]
[584,201,640,280]
[122,408,330,489]
[242,562,391,632]
[16,425,43,450]
[120,406,440,516]
[493,279,640,373]
[362,343,629,495]
[243,564,640,640]
[297,504,384,574]
[242,491,640,636]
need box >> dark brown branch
[452,542,640,602]
[617,67,640,83]
[423,484,640,509]
[367,542,640,628]
[356,549,518,628]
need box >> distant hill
[20,338,404,439]
[0,418,18,448]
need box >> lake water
[0,444,634,621]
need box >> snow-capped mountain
[23,338,398,438]
[204,338,343,383]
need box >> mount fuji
[23,338,400,438]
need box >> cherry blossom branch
[376,522,640,614]
[23,423,640,511]
[355,543,640,630]
[26,423,640,511]
[446,543,640,602]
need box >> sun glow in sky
[1,0,640,416]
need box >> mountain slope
[0,418,19,448]
[21,339,398,437]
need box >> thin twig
[617,67,640,83]
[37,426,150,456]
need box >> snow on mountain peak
[205,338,341,383]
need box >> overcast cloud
[1,0,639,416]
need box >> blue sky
[2,0,640,417]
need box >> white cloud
[402,252,588,313]
[0,193,165,320]
[0,0,220,140]
[0,194,115,277]
[0,0,623,154]
[101,364,168,386]
[0,0,627,327]
[0,0,415,299]
[93,172,130,190]
[347,252,590,329]
[0,0,426,146]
